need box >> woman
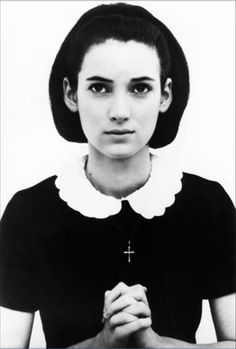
[0,2,235,348]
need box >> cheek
[78,101,98,126]
[78,103,107,141]
[138,102,159,129]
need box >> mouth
[104,129,135,135]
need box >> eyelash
[89,83,111,95]
[88,83,152,96]
[131,83,152,95]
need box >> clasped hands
[96,281,160,348]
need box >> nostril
[110,115,129,123]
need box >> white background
[1,1,235,347]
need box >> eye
[131,83,152,95]
[89,83,111,95]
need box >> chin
[107,153,133,160]
[90,141,147,160]
[102,144,145,160]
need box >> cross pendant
[124,240,135,263]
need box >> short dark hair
[49,2,190,148]
[66,15,171,92]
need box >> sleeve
[0,192,39,312]
[199,182,236,299]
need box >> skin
[98,283,236,348]
[63,39,172,199]
[65,39,172,160]
[65,39,236,347]
[1,39,235,348]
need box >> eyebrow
[86,76,113,83]
[86,76,155,83]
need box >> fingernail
[105,290,110,297]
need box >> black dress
[0,173,235,347]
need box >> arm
[68,282,151,348]
[210,293,235,342]
[68,319,151,349]
[133,293,236,348]
[0,306,34,348]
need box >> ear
[159,78,173,113]
[63,77,78,112]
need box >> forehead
[79,39,160,80]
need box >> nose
[108,93,131,124]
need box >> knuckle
[105,294,112,304]
[128,295,136,305]
[120,312,128,323]
[146,307,151,317]
[108,303,114,314]
[118,281,127,289]
[131,284,146,300]
[121,294,128,302]
[116,312,126,323]
[137,301,146,314]
[140,301,151,315]
[110,311,134,327]
[137,300,145,309]
[135,283,144,291]
[109,315,116,327]
[126,313,136,322]
[119,312,127,322]
[138,318,144,327]
[124,312,136,322]
[122,294,131,304]
[136,317,151,329]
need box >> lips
[105,129,134,135]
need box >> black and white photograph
[0,1,235,347]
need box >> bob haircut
[49,2,190,148]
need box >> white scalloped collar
[55,153,183,219]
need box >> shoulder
[170,172,235,226]
[180,172,234,208]
[1,176,66,226]
[13,176,57,199]
[8,176,58,209]
[182,172,224,194]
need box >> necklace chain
[110,214,140,242]
[110,215,140,263]
[85,162,140,263]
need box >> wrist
[93,331,110,348]
[134,327,162,348]
[94,329,128,348]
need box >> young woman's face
[68,39,172,159]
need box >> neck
[86,146,151,199]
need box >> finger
[104,283,147,309]
[109,312,137,328]
[125,284,149,305]
[130,284,148,293]
[105,290,111,298]
[103,290,111,311]
[105,294,136,318]
[122,301,151,318]
[104,282,129,310]
[114,317,152,338]
[104,284,148,318]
